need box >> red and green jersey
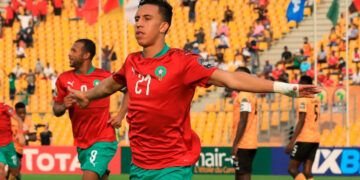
[54,68,116,149]
[0,103,16,146]
[113,48,216,169]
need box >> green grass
[22,174,359,180]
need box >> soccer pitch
[22,174,359,180]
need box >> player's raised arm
[68,76,124,108]
[8,111,25,146]
[208,69,321,98]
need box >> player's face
[16,108,26,121]
[68,42,86,68]
[134,5,168,47]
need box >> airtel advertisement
[21,146,120,174]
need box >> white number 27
[135,74,151,95]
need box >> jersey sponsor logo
[154,66,167,81]
[93,80,100,87]
[67,81,74,87]
[299,102,306,110]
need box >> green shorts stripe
[130,163,193,180]
[0,142,20,168]
[77,141,118,178]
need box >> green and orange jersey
[296,97,320,143]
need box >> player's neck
[76,63,95,75]
[142,41,168,58]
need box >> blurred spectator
[101,45,114,72]
[210,19,218,39]
[328,27,338,47]
[195,28,205,44]
[252,20,264,38]
[302,37,312,58]
[9,73,16,101]
[26,69,36,95]
[35,58,44,75]
[281,46,292,63]
[287,49,305,70]
[224,6,233,23]
[217,20,229,37]
[18,10,33,30]
[249,40,260,73]
[328,51,339,69]
[188,0,197,22]
[12,63,25,78]
[0,13,3,38]
[318,45,327,64]
[263,60,273,75]
[217,34,230,50]
[52,0,63,16]
[5,2,15,27]
[24,25,34,47]
[216,48,224,63]
[199,47,208,60]
[300,60,311,74]
[31,0,40,25]
[352,66,360,85]
[16,44,26,59]
[290,73,299,84]
[50,71,58,97]
[323,73,334,87]
[183,39,193,52]
[278,70,289,83]
[39,0,48,21]
[338,39,346,52]
[192,43,200,54]
[242,42,251,65]
[348,23,359,41]
[17,88,29,105]
[338,57,346,74]
[306,67,314,78]
[40,123,52,146]
[43,63,54,78]
[353,47,360,66]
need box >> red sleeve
[112,63,127,86]
[5,105,16,117]
[183,54,216,87]
[54,77,67,103]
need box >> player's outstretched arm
[69,76,124,108]
[208,69,321,98]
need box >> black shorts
[235,149,257,174]
[17,152,23,161]
[290,142,319,162]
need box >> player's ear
[83,52,90,60]
[159,22,169,34]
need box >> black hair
[139,0,173,32]
[235,67,251,74]
[75,39,96,60]
[15,102,26,110]
[299,75,313,85]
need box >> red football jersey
[113,49,216,169]
[0,103,16,146]
[54,68,116,149]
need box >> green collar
[76,66,95,75]
[143,44,170,58]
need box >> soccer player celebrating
[286,76,320,180]
[0,102,25,180]
[68,1,320,179]
[52,39,123,180]
[231,67,258,180]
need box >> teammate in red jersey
[68,1,320,179]
[52,39,125,180]
[0,102,25,180]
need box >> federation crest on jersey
[93,79,100,87]
[155,66,167,81]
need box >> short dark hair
[139,0,173,30]
[235,67,251,74]
[299,75,313,85]
[15,102,26,110]
[75,39,96,60]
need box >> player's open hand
[64,95,74,108]
[107,115,123,129]
[297,85,321,98]
[67,87,90,108]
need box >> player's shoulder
[93,68,112,76]
[168,48,199,60]
[126,51,142,61]
[58,70,74,79]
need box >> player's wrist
[273,82,299,97]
